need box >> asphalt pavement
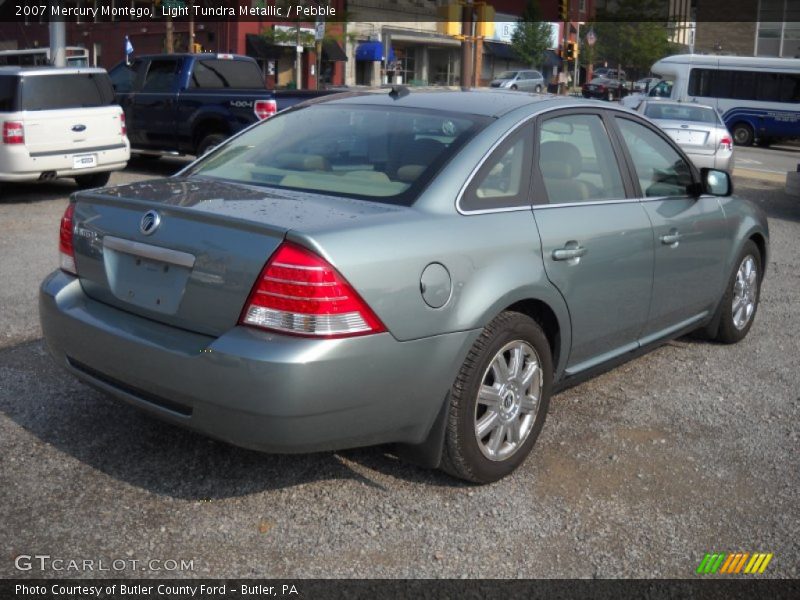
[0,156,798,578]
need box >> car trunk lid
[70,177,403,337]
[655,120,717,155]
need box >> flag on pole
[124,36,134,56]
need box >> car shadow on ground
[734,177,800,224]
[0,179,81,204]
[0,339,465,499]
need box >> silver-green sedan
[40,90,768,483]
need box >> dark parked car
[582,77,629,101]
[40,91,768,483]
[109,53,277,157]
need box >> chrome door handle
[552,246,587,261]
[660,231,682,246]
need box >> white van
[0,67,130,188]
[621,54,800,146]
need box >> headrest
[539,141,582,179]
[396,165,425,182]
[273,153,331,171]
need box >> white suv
[0,67,130,189]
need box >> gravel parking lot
[0,163,797,578]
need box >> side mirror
[700,168,732,196]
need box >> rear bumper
[0,142,130,182]
[39,271,477,453]
[686,151,732,172]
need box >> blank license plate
[73,154,97,169]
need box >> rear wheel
[441,312,552,483]
[510,84,518,90]
[714,241,762,344]
[535,84,542,93]
[74,171,110,189]
[196,133,227,157]
[732,122,754,146]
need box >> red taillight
[120,112,127,137]
[59,203,77,275]
[2,121,24,144]
[240,242,386,338]
[254,99,277,120]
[719,135,732,152]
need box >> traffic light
[558,0,569,21]
[565,41,576,60]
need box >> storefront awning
[484,41,519,61]
[355,40,395,62]
[322,39,347,62]
[245,34,283,60]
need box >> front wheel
[441,312,553,483]
[714,241,762,344]
[535,84,542,93]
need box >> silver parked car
[489,70,545,92]
[40,91,767,483]
[638,100,734,171]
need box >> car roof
[135,53,254,61]
[0,66,107,77]
[315,88,585,118]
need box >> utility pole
[561,0,570,95]
[48,1,66,67]
[165,17,174,53]
[189,0,195,52]
[295,24,303,90]
[460,0,474,88]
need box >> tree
[584,0,673,75]
[511,0,552,70]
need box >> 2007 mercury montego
[40,89,768,483]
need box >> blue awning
[355,41,395,62]
[484,41,518,61]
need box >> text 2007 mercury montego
[40,89,768,483]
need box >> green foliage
[584,0,673,73]
[511,0,552,69]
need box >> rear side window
[19,73,114,111]
[189,59,264,89]
[0,76,19,111]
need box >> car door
[519,71,533,91]
[130,57,180,150]
[611,115,730,341]
[533,110,655,375]
[109,59,144,146]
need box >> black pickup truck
[109,53,278,157]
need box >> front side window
[188,104,487,205]
[616,118,693,198]
[537,113,626,204]
[141,59,177,93]
[649,80,673,98]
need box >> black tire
[510,84,518,90]
[74,171,111,189]
[535,85,542,93]
[732,122,754,146]
[196,133,227,157]
[713,241,762,344]
[605,91,612,102]
[441,311,553,484]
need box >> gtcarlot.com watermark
[14,554,194,573]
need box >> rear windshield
[20,73,115,111]
[189,59,264,89]
[0,75,18,111]
[187,104,488,205]
[645,103,721,125]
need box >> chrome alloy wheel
[732,255,758,330]
[474,341,542,461]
